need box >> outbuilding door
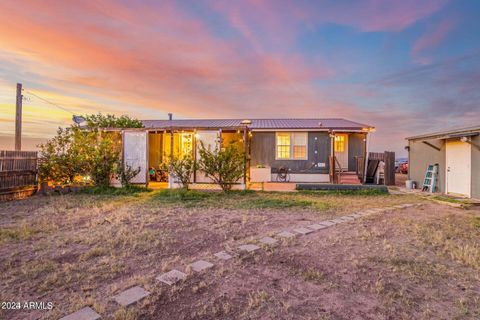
[446,140,471,197]
[123,131,148,184]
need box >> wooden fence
[0,150,38,201]
[365,151,395,185]
[355,156,365,182]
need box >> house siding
[347,133,366,171]
[250,132,331,174]
[471,135,480,199]
[408,139,446,193]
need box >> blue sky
[0,0,479,155]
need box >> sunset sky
[0,0,479,155]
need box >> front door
[446,140,471,197]
[334,134,349,170]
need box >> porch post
[363,133,369,184]
[168,129,174,189]
[243,126,247,190]
[193,129,197,183]
[329,131,336,183]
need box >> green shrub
[168,155,195,189]
[38,127,88,184]
[38,113,142,187]
[197,140,245,192]
[116,164,141,187]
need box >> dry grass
[6,189,476,319]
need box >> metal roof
[406,124,480,141]
[141,118,373,131]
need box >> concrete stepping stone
[339,216,355,221]
[349,213,363,218]
[259,236,278,245]
[60,307,101,320]
[319,221,336,226]
[239,244,261,252]
[293,227,314,235]
[277,231,296,238]
[214,251,233,260]
[156,269,187,286]
[191,260,214,272]
[307,224,327,231]
[331,218,345,223]
[355,211,370,216]
[113,286,150,307]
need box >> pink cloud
[412,19,456,57]
[0,0,336,121]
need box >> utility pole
[15,83,22,151]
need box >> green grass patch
[0,225,40,243]
[298,188,388,196]
[80,185,151,196]
[430,195,464,204]
[153,188,211,203]
[470,217,480,230]
[151,189,320,210]
[237,198,313,209]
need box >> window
[334,135,345,152]
[276,133,291,159]
[276,132,307,160]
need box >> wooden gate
[0,150,38,201]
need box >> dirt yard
[0,189,479,319]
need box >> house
[406,125,480,199]
[119,117,375,187]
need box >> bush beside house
[38,113,143,190]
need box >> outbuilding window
[276,132,307,160]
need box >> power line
[23,89,76,115]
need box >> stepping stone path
[277,231,296,238]
[191,260,214,272]
[259,236,278,245]
[156,269,187,286]
[239,244,261,252]
[349,213,363,218]
[60,203,420,319]
[214,251,233,260]
[308,224,327,231]
[60,307,101,320]
[113,286,150,307]
[293,227,314,235]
